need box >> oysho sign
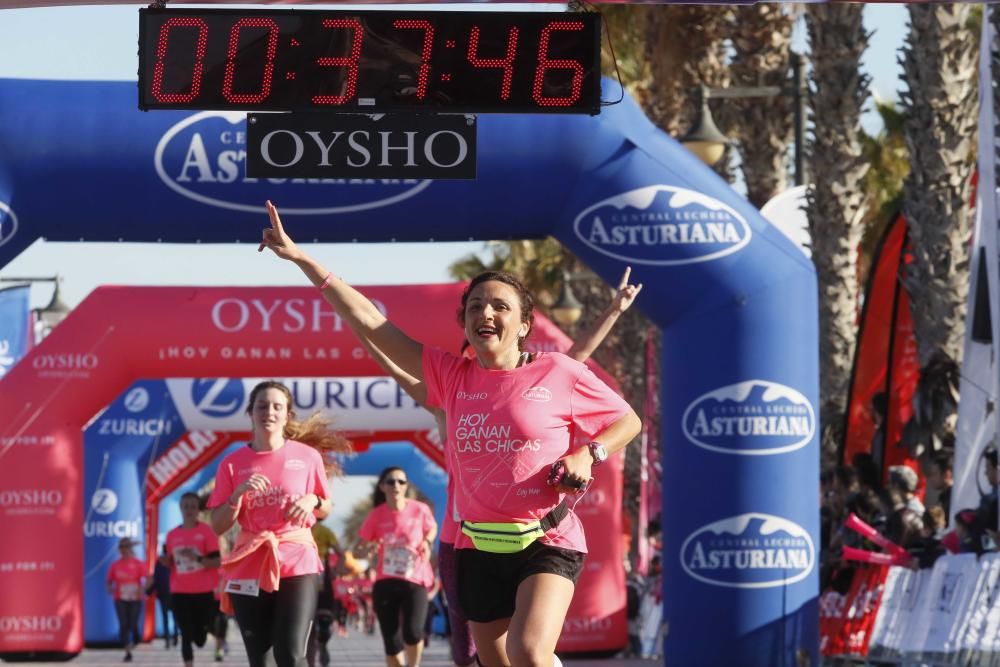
[0,615,63,638]
[682,380,815,456]
[154,111,431,214]
[247,113,477,180]
[0,489,62,517]
[32,353,99,379]
[680,513,814,589]
[573,185,751,266]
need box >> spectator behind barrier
[853,452,883,495]
[888,465,925,516]
[924,450,954,522]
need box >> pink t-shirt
[165,522,220,594]
[207,440,330,581]
[107,557,146,601]
[358,500,436,587]
[423,348,631,553]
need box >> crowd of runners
[106,200,643,667]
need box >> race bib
[382,545,415,578]
[225,579,260,597]
[173,546,203,574]
[119,583,141,601]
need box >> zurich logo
[681,513,815,589]
[191,379,245,418]
[91,488,118,515]
[682,380,815,456]
[123,387,150,414]
[573,185,751,266]
[0,200,18,248]
[154,111,432,214]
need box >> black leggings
[230,574,320,667]
[114,600,141,649]
[372,578,428,656]
[172,592,217,661]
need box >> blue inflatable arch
[0,77,819,666]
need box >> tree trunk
[899,4,978,457]
[726,4,796,207]
[805,4,871,462]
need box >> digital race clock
[138,9,602,114]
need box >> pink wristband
[319,273,334,290]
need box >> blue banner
[0,77,820,665]
[0,284,30,379]
[83,381,185,644]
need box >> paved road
[12,631,659,666]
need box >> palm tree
[634,6,732,137]
[725,4,797,208]
[804,3,871,461]
[899,4,979,458]
[447,238,566,307]
[858,100,910,282]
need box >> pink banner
[557,451,627,653]
[0,284,624,655]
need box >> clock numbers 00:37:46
[147,14,593,111]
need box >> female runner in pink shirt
[259,201,643,667]
[106,537,146,663]
[358,268,641,667]
[356,466,437,667]
[207,380,350,667]
[162,491,222,667]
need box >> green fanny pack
[461,501,568,554]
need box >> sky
[0,2,907,310]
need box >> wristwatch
[588,441,609,466]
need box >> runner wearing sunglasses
[356,467,437,667]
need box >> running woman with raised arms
[259,201,642,667]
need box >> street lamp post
[680,51,808,186]
[550,270,584,328]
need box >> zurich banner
[0,77,818,665]
[83,381,185,644]
[0,284,30,379]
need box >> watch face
[590,442,607,463]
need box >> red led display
[139,9,601,114]
[467,25,519,101]
[312,19,363,105]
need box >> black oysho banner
[246,112,476,179]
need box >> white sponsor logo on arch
[123,387,150,413]
[0,200,18,248]
[573,185,752,266]
[154,112,431,214]
[682,380,815,456]
[680,513,815,589]
[91,488,118,515]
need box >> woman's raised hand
[258,200,304,262]
[611,266,642,315]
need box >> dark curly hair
[456,271,535,351]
